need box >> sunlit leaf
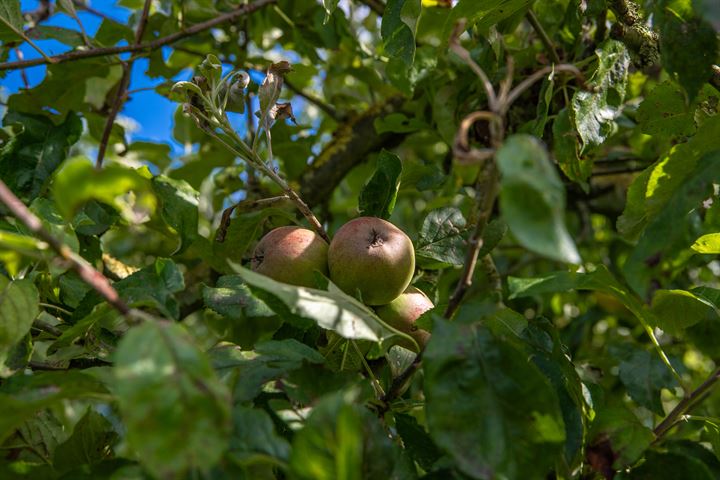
[497,134,580,264]
[114,321,231,478]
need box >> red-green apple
[375,286,432,351]
[328,217,415,305]
[251,226,328,288]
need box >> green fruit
[328,217,415,305]
[375,286,433,352]
[251,226,328,288]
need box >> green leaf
[289,388,413,480]
[52,408,118,473]
[416,207,467,266]
[381,0,421,67]
[615,348,679,414]
[0,230,49,276]
[650,289,714,335]
[477,218,508,258]
[588,405,654,468]
[508,265,649,323]
[231,265,400,343]
[622,151,720,296]
[27,25,85,47]
[203,275,274,320]
[151,175,199,255]
[228,406,291,466]
[424,320,565,479]
[571,40,630,152]
[657,12,718,100]
[617,116,720,240]
[114,321,231,478]
[0,277,39,373]
[520,320,586,470]
[539,74,556,131]
[52,156,156,221]
[0,0,22,42]
[497,134,580,264]
[210,339,325,403]
[202,275,282,349]
[637,81,696,137]
[7,59,116,119]
[127,141,172,171]
[358,149,402,219]
[692,233,720,254]
[553,108,592,186]
[449,0,533,35]
[322,0,339,24]
[382,0,421,92]
[395,413,442,471]
[619,450,715,479]
[0,111,82,203]
[74,258,184,320]
[374,112,427,134]
[0,371,109,443]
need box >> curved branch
[503,64,588,112]
[0,0,276,71]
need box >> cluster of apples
[251,217,432,351]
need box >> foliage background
[1,0,720,479]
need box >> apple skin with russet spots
[327,216,415,306]
[251,226,328,288]
[375,286,433,351]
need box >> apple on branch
[251,226,328,288]
[328,217,415,306]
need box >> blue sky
[3,1,247,156]
[3,1,318,166]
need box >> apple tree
[1,0,720,478]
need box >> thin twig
[0,16,56,64]
[444,159,501,318]
[23,0,52,25]
[14,49,30,89]
[449,20,498,111]
[504,64,587,113]
[526,10,561,64]
[0,179,130,316]
[32,318,63,336]
[653,368,720,440]
[72,0,116,21]
[0,0,277,71]
[284,78,341,121]
[95,0,152,168]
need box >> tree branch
[96,0,153,168]
[653,367,720,440]
[0,179,131,316]
[608,0,660,69]
[0,0,276,72]
[299,97,406,207]
[284,77,342,122]
[526,10,561,64]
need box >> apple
[251,226,328,288]
[328,217,415,305]
[375,286,432,351]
